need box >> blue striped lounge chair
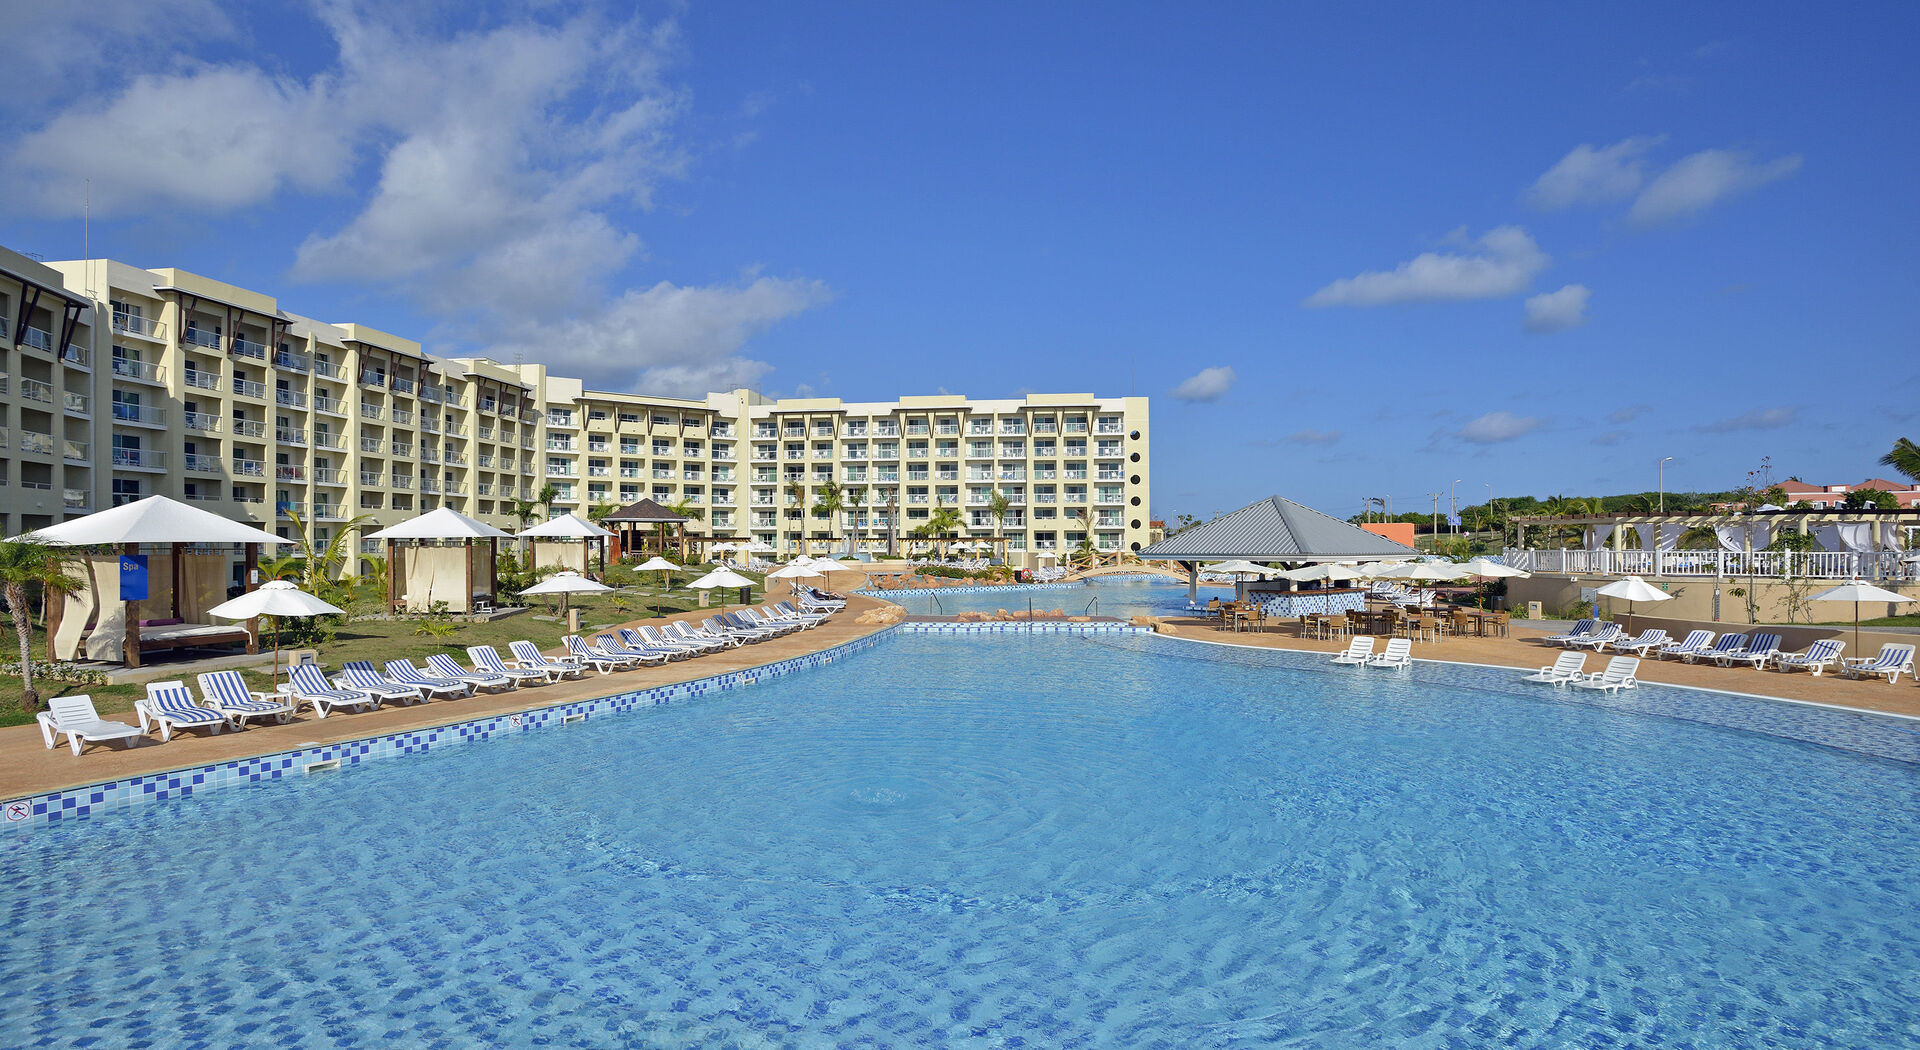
[422,654,517,692]
[37,695,145,755]
[381,659,474,698]
[197,670,295,726]
[135,680,229,741]
[459,648,549,686]
[1688,633,1747,665]
[720,612,782,640]
[1715,633,1781,668]
[1542,619,1597,646]
[1522,651,1588,687]
[1566,624,1623,651]
[740,609,800,636]
[287,665,379,719]
[1841,643,1915,684]
[773,601,831,626]
[628,626,700,657]
[1771,639,1845,676]
[664,623,733,651]
[1615,630,1674,658]
[594,633,670,666]
[1653,630,1714,661]
[507,640,588,680]
[336,664,424,705]
[563,634,637,674]
[1571,656,1640,693]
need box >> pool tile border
[898,622,1148,635]
[3,626,908,836]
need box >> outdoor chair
[1368,637,1413,669]
[563,634,639,674]
[135,681,228,741]
[1690,634,1748,665]
[628,626,700,657]
[1771,639,1845,676]
[507,641,589,680]
[1523,651,1587,687]
[38,695,145,756]
[1840,643,1914,684]
[466,646,554,685]
[197,670,296,726]
[423,653,518,692]
[1572,656,1641,693]
[287,665,380,719]
[1614,630,1674,658]
[1714,633,1782,669]
[381,659,475,698]
[666,622,732,651]
[1653,631,1715,661]
[1566,624,1623,652]
[336,664,425,705]
[1330,637,1375,665]
[1542,619,1598,646]
[594,633,671,666]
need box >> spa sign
[120,554,149,602]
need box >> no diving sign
[4,800,32,823]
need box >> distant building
[1713,476,1920,511]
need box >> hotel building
[0,247,1151,578]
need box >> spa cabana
[518,512,614,577]
[1138,495,1420,616]
[366,507,512,614]
[14,495,286,667]
[603,498,693,562]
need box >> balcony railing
[185,454,220,473]
[231,337,267,360]
[183,412,220,433]
[312,360,341,379]
[112,447,166,469]
[391,474,413,489]
[20,378,53,405]
[274,351,309,372]
[360,404,384,420]
[276,466,305,481]
[275,427,307,446]
[275,389,307,408]
[110,356,164,383]
[19,431,54,455]
[360,471,383,487]
[182,327,222,351]
[392,376,415,395]
[314,469,345,485]
[391,408,414,425]
[391,442,414,457]
[233,378,267,399]
[112,312,160,338]
[183,369,220,390]
[1501,547,1919,582]
[65,391,91,415]
[233,459,265,477]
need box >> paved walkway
[1154,617,1920,718]
[1,596,894,799]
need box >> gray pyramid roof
[1138,495,1420,562]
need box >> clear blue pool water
[5,633,1919,1048]
[878,575,1230,619]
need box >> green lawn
[1813,614,1920,628]
[0,578,774,728]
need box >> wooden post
[488,537,498,607]
[122,543,142,669]
[387,539,398,612]
[464,538,475,613]
[170,544,185,621]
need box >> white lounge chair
[421,653,517,692]
[338,662,425,704]
[665,622,732,652]
[1572,656,1640,693]
[197,670,296,726]
[1368,637,1413,669]
[1714,632,1781,668]
[508,640,588,680]
[38,695,146,755]
[1841,643,1914,684]
[1522,651,1588,687]
[564,634,639,673]
[1566,624,1623,651]
[1688,633,1747,665]
[594,633,671,666]
[287,665,380,719]
[135,680,229,741]
[1653,630,1714,661]
[1771,639,1845,676]
[1541,619,1598,646]
[1614,629,1673,658]
[1330,637,1376,665]
[454,649,546,687]
[624,626,698,658]
[381,659,475,698]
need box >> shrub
[0,661,110,687]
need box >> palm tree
[784,479,808,556]
[986,488,1012,562]
[0,541,82,712]
[815,479,846,555]
[536,484,560,519]
[509,497,540,531]
[1882,437,1920,487]
[842,484,869,555]
[280,507,374,602]
[663,497,706,558]
[927,500,962,560]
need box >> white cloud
[1170,366,1237,402]
[1524,284,1591,333]
[1306,227,1549,307]
[1608,405,1651,425]
[1285,429,1341,445]
[483,275,833,398]
[1456,411,1545,444]
[11,67,353,215]
[1526,137,1664,210]
[1629,149,1802,225]
[1696,407,1798,433]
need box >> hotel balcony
[182,327,222,351]
[233,459,265,477]
[111,448,166,471]
[111,356,165,384]
[111,312,163,341]
[231,336,268,360]
[185,453,220,473]
[233,378,267,400]
[183,370,221,391]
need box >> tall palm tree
[927,499,962,560]
[987,488,1012,562]
[0,541,82,712]
[509,497,540,531]
[842,484,869,554]
[784,479,808,555]
[664,497,705,558]
[536,484,560,519]
[815,479,846,554]
[1881,437,1920,487]
[280,507,375,602]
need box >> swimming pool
[5,632,1918,1047]
[878,575,1229,619]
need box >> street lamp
[1450,479,1462,535]
[1659,457,1675,512]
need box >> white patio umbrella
[1807,578,1912,653]
[520,570,612,616]
[1594,575,1671,634]
[749,540,778,554]
[633,555,682,618]
[1397,561,1471,581]
[688,565,756,614]
[1209,560,1274,578]
[768,561,824,599]
[207,581,344,684]
[1274,562,1360,582]
[1461,557,1530,608]
[1035,550,1058,562]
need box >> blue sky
[3,2,1915,522]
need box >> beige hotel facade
[0,246,1150,581]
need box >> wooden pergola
[603,498,693,562]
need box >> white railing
[183,369,220,390]
[112,447,165,469]
[1501,547,1918,581]
[185,453,219,472]
[184,412,220,432]
[231,337,267,359]
[233,378,267,399]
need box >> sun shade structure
[688,565,755,615]
[632,555,683,617]
[1594,575,1672,633]
[1141,496,1421,603]
[11,495,287,667]
[1807,578,1914,651]
[517,512,614,578]
[208,581,345,683]
[602,498,694,562]
[520,570,612,616]
[367,507,512,614]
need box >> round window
[1130,519,1142,530]
[1130,541,1142,552]
[1129,429,1140,440]
[1129,474,1141,485]
[1129,452,1140,463]
[1130,496,1141,506]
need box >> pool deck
[0,595,897,800]
[1153,617,1920,719]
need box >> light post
[1659,457,1674,512]
[1485,482,1494,542]
[1450,479,1462,536]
